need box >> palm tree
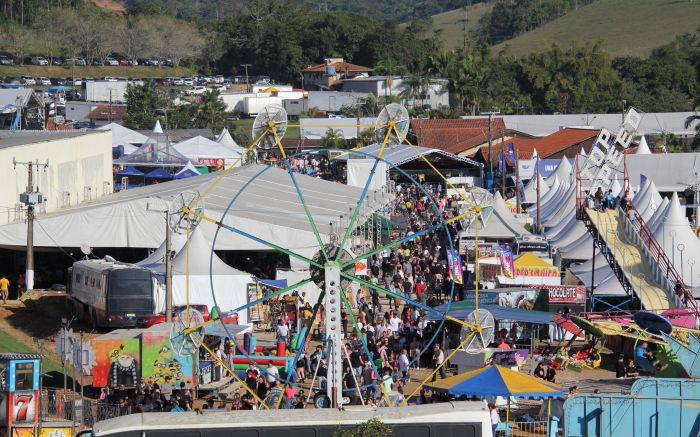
[685,105,700,150]
[196,90,227,133]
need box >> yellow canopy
[262,87,280,93]
[514,252,555,268]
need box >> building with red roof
[303,58,373,90]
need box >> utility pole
[108,88,113,123]
[480,111,500,191]
[14,158,48,291]
[536,154,541,234]
[148,204,173,322]
[156,108,171,130]
[241,64,252,92]
[500,128,506,197]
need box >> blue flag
[507,142,515,162]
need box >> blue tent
[174,169,199,179]
[427,301,554,325]
[47,86,70,95]
[145,167,173,179]
[116,166,144,176]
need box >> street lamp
[670,230,677,265]
[678,243,686,281]
[689,258,696,287]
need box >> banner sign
[499,246,515,278]
[515,266,559,277]
[197,157,225,167]
[546,285,587,304]
[447,249,463,284]
[354,259,368,276]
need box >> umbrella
[426,364,563,436]
[571,316,603,338]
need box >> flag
[498,152,505,173]
[507,142,515,162]
[517,180,526,202]
[639,174,647,188]
[447,249,463,284]
[10,108,20,131]
[499,245,515,278]
[354,259,368,276]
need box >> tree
[0,23,35,65]
[321,128,346,149]
[125,82,168,130]
[685,106,700,150]
[332,418,392,437]
[195,90,228,133]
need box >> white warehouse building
[0,131,113,225]
[341,76,449,109]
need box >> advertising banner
[499,246,515,278]
[546,285,587,304]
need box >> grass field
[0,327,66,376]
[0,65,195,80]
[402,2,495,51]
[492,0,700,57]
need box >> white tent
[635,137,651,155]
[520,173,549,205]
[462,192,531,240]
[647,197,670,232]
[347,159,388,190]
[173,135,244,167]
[632,180,662,223]
[538,179,571,223]
[98,122,148,147]
[174,161,202,179]
[653,193,700,286]
[527,175,560,216]
[545,157,573,187]
[216,128,244,151]
[142,226,253,322]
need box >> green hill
[422,2,495,50]
[492,0,700,57]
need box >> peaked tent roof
[521,173,549,204]
[633,180,663,222]
[173,135,244,162]
[546,156,573,186]
[98,122,149,147]
[116,166,144,176]
[113,122,190,166]
[653,193,700,285]
[527,175,560,215]
[636,136,652,154]
[170,225,249,276]
[426,364,564,399]
[145,167,173,179]
[174,161,201,179]
[216,128,244,150]
[463,192,530,239]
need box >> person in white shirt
[430,344,446,382]
[489,403,500,435]
[388,312,401,334]
[398,349,410,385]
[276,320,289,346]
[264,361,280,385]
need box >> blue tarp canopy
[174,169,199,179]
[257,278,288,289]
[116,166,144,176]
[204,323,252,337]
[47,86,70,94]
[145,167,173,179]
[427,301,554,325]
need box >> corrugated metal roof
[333,143,482,168]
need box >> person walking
[0,275,9,304]
[430,344,446,382]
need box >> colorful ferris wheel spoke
[282,159,330,261]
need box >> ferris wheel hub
[309,244,354,288]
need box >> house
[0,88,45,130]
[302,58,373,90]
[341,76,450,109]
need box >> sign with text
[547,285,587,304]
[197,157,225,167]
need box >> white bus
[84,401,493,437]
[68,259,155,329]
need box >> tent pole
[547,398,551,436]
[507,397,510,437]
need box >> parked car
[183,78,194,86]
[51,57,64,66]
[102,76,118,82]
[185,85,207,95]
[20,75,36,85]
[137,304,212,328]
[37,77,51,86]
[50,78,66,85]
[30,56,49,66]
[73,57,86,66]
[214,75,225,84]
[0,55,13,65]
[160,57,174,67]
[118,58,129,66]
[104,57,119,66]
[91,58,103,66]
[3,76,20,84]
[172,77,185,86]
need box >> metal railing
[41,394,131,428]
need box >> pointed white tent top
[97,122,149,147]
[647,197,670,233]
[546,156,573,186]
[174,135,244,166]
[175,161,202,178]
[636,136,651,154]
[653,193,700,285]
[633,180,662,222]
[580,147,587,156]
[136,232,188,269]
[610,179,623,197]
[521,173,549,204]
[216,128,243,150]
[171,226,248,276]
[527,175,560,215]
[532,148,539,158]
[463,192,531,239]
[153,120,163,134]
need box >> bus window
[431,424,480,437]
[262,429,316,437]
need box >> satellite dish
[168,190,202,232]
[374,103,409,145]
[252,104,288,150]
[80,244,92,258]
[460,309,495,352]
[169,308,205,356]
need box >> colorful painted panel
[11,426,72,437]
[91,338,140,388]
[141,331,194,387]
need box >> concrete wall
[0,131,113,224]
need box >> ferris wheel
[179,104,488,409]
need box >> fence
[41,393,131,428]
[499,416,551,437]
